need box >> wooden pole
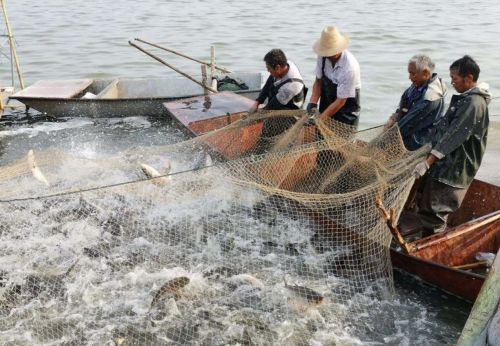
[210,46,218,91]
[1,0,24,89]
[201,64,208,95]
[452,261,489,270]
[375,198,413,254]
[134,38,232,73]
[128,41,217,93]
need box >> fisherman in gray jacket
[413,55,491,236]
[385,54,447,150]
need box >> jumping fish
[284,279,324,304]
[149,276,190,310]
[140,161,171,186]
[204,153,213,167]
[27,149,50,186]
[228,273,264,290]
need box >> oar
[134,38,232,74]
[129,41,217,93]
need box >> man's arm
[249,75,273,113]
[431,99,477,159]
[309,78,322,105]
[414,99,478,178]
[256,75,273,104]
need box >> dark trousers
[417,175,468,235]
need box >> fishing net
[0,110,428,345]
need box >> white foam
[0,118,94,138]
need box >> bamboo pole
[128,40,217,93]
[375,198,413,254]
[210,46,218,91]
[201,64,208,95]
[452,261,489,270]
[457,249,500,345]
[1,0,24,89]
[134,38,232,73]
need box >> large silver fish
[27,149,50,186]
[140,161,171,186]
[149,276,189,310]
[284,279,324,304]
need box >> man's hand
[304,113,316,126]
[248,102,259,114]
[306,102,318,115]
[383,118,395,130]
[413,161,430,179]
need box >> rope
[0,162,215,203]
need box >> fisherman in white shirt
[307,26,361,127]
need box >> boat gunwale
[9,89,259,102]
[409,210,500,252]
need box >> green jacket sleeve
[431,98,477,158]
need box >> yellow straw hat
[313,26,350,57]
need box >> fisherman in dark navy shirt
[249,49,307,138]
[384,54,447,151]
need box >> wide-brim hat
[313,26,350,57]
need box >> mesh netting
[0,111,428,345]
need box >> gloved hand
[304,114,316,127]
[413,161,429,179]
[306,102,318,115]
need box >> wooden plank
[164,91,254,132]
[409,212,500,266]
[12,79,93,98]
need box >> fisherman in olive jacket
[384,54,447,150]
[413,55,491,236]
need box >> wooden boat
[9,73,264,118]
[164,91,262,159]
[390,179,500,302]
[164,91,318,189]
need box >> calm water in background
[1,1,500,344]
[2,0,500,124]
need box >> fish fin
[27,149,35,168]
[205,154,213,167]
[163,160,171,174]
